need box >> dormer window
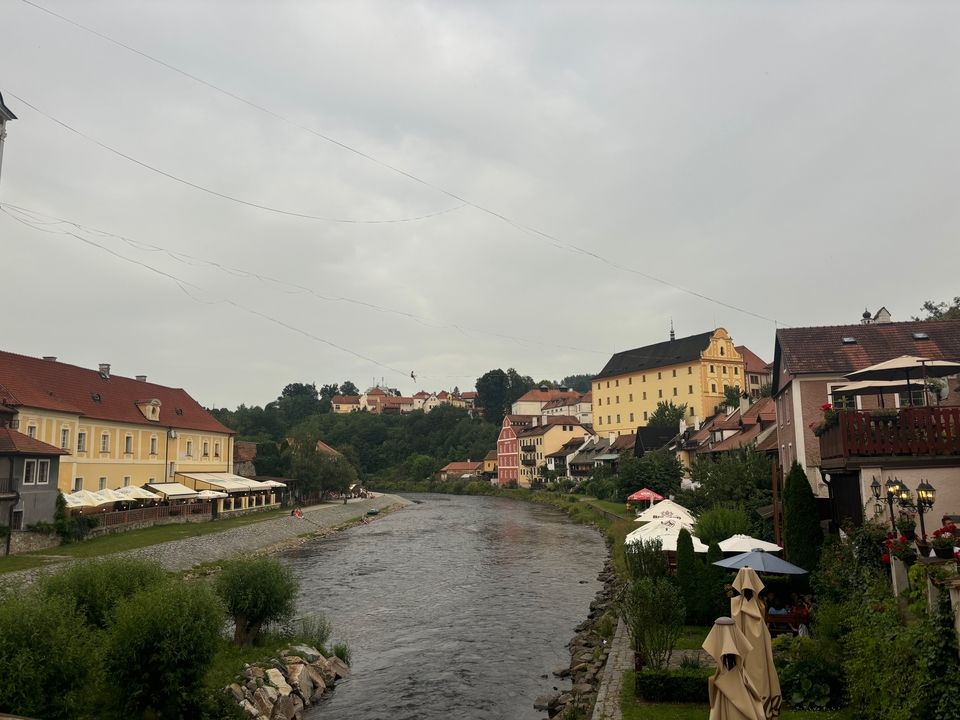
[136,399,161,422]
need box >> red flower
[821,403,833,411]
[881,553,890,564]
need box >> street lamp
[896,478,937,541]
[870,476,901,534]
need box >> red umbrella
[627,488,664,502]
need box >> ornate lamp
[895,478,936,542]
[881,477,900,533]
[917,479,936,510]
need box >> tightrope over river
[282,493,607,720]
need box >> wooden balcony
[819,407,960,465]
[0,476,13,496]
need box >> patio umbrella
[627,488,664,502]
[196,489,228,500]
[65,490,116,507]
[625,521,708,553]
[845,355,960,405]
[93,488,128,504]
[702,617,766,720]
[713,549,808,575]
[115,486,161,501]
[730,568,781,718]
[634,498,696,524]
[719,535,782,554]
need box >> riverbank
[0,493,411,589]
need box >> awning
[115,486,161,501]
[177,472,276,493]
[146,482,199,499]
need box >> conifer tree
[675,528,698,622]
[782,461,823,571]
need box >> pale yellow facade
[14,408,233,493]
[592,328,745,437]
[518,423,587,486]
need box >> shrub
[623,538,668,580]
[675,529,699,622]
[0,591,102,719]
[772,635,845,709]
[332,642,352,666]
[693,505,750,546]
[39,557,168,628]
[634,667,711,703]
[693,542,730,625]
[25,520,57,535]
[919,589,960,720]
[782,462,822,572]
[621,577,684,670]
[595,610,616,640]
[215,557,298,645]
[294,613,332,652]
[105,580,224,718]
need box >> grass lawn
[580,496,635,521]
[0,508,289,574]
[675,625,711,650]
[621,671,853,720]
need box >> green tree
[476,368,510,426]
[694,505,750,547]
[696,542,730,625]
[506,368,537,404]
[290,443,358,500]
[624,538,668,580]
[646,401,688,434]
[618,449,683,500]
[560,374,594,393]
[621,577,685,670]
[0,592,102,719]
[684,448,774,539]
[277,382,324,426]
[782,462,823,571]
[915,297,960,321]
[339,380,360,396]
[922,588,960,719]
[215,558,297,646]
[723,384,743,409]
[675,528,699,623]
[106,580,224,718]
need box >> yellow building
[516,418,587,487]
[0,351,234,493]
[592,328,745,437]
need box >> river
[281,493,608,720]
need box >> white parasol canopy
[832,379,935,396]
[65,489,116,508]
[625,520,708,553]
[115,486,161,501]
[846,355,960,381]
[196,489,229,500]
[93,488,129,503]
[718,534,782,553]
[634,498,696,524]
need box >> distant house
[233,440,258,478]
[542,391,593,425]
[331,395,360,414]
[315,439,342,457]
[482,449,497,478]
[496,415,535,486]
[515,417,587,486]
[736,346,773,399]
[511,388,582,416]
[437,461,482,482]
[1,404,67,533]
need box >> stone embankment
[535,558,620,719]
[228,644,350,720]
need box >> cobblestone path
[591,618,632,720]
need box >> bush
[634,667,711,703]
[332,641,352,666]
[25,520,57,535]
[675,529,699,623]
[0,591,102,719]
[920,589,960,720]
[782,462,822,572]
[215,557,298,645]
[621,577,684,670]
[39,557,168,628]
[292,613,332,652]
[772,635,845,709]
[693,505,750,546]
[105,580,224,719]
[623,538,668,580]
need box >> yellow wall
[15,408,233,492]
[591,328,745,437]
[518,424,586,487]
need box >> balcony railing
[521,458,536,466]
[819,407,960,461]
[521,444,536,453]
[0,476,13,495]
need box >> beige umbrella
[845,355,960,406]
[634,498,696,524]
[730,568,781,719]
[702,617,766,720]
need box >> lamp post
[871,476,901,534]
[896,478,936,541]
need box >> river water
[282,493,607,720]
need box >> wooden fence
[820,407,960,460]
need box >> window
[598,416,603,425]
[100,434,109,452]
[607,415,611,424]
[615,379,619,387]
[629,393,633,402]
[751,375,759,384]
[657,372,662,380]
[642,375,646,382]
[643,411,648,421]
[123,476,130,487]
[615,395,620,404]
[722,366,727,374]
[689,407,695,416]
[711,383,717,393]
[606,381,610,388]
[169,461,175,478]
[77,431,87,452]
[60,428,70,449]
[688,366,693,374]
[214,442,221,458]
[150,436,158,455]
[658,389,663,398]
[37,460,49,484]
[596,383,600,391]
[99,477,107,491]
[689,385,694,394]
[710,365,715,373]
[73,477,83,492]
[720,346,725,356]
[11,511,22,531]
[642,392,647,400]
[672,369,676,377]
[629,413,634,422]
[734,367,739,376]
[23,459,37,484]
[616,414,621,423]
[203,441,209,457]
[672,388,678,396]
[124,435,133,454]
[628,377,632,385]
[27,425,36,438]
[186,440,193,457]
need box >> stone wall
[5,529,61,555]
[86,511,211,539]
[226,644,350,719]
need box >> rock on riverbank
[537,559,619,719]
[228,645,351,719]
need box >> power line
[2,90,466,225]
[0,201,610,358]
[17,0,787,326]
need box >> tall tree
[505,368,536,404]
[560,374,594,393]
[915,297,960,321]
[723,384,742,409]
[618,450,683,500]
[782,462,823,571]
[675,528,698,623]
[339,380,359,396]
[646,401,688,434]
[277,383,324,426]
[476,369,510,426]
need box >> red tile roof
[440,461,482,473]
[315,439,342,457]
[610,433,637,452]
[460,391,478,399]
[0,428,68,455]
[0,350,232,434]
[331,395,359,404]
[775,320,960,380]
[515,388,581,404]
[234,440,258,462]
[707,422,765,453]
[736,346,771,374]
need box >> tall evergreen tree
[698,542,730,624]
[782,461,823,571]
[675,528,698,623]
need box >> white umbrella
[196,489,228,500]
[631,517,695,536]
[93,488,129,503]
[66,490,116,507]
[625,522,708,553]
[62,492,90,509]
[718,534,782,553]
[845,355,960,381]
[634,498,696,524]
[115,486,161,501]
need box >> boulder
[533,691,560,711]
[271,694,304,720]
[239,699,260,718]
[282,655,305,665]
[290,644,323,663]
[552,666,570,678]
[572,682,593,695]
[326,656,351,679]
[263,685,279,703]
[229,683,246,703]
[251,687,275,718]
[304,664,327,701]
[265,668,293,696]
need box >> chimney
[42,356,57,362]
[98,363,111,379]
[739,392,751,414]
[136,375,147,382]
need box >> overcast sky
[2,0,959,408]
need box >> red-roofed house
[511,388,583,416]
[331,395,360,414]
[437,460,483,481]
[0,349,234,494]
[736,346,773,399]
[496,415,534,486]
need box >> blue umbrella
[712,549,808,575]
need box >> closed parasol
[702,617,765,720]
[730,568,781,718]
